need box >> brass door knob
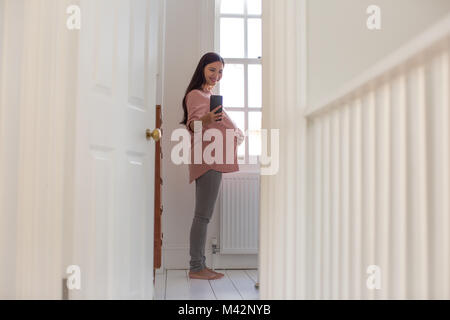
[146,129,162,142]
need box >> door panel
[73,0,157,299]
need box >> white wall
[161,0,201,271]
[161,0,257,270]
[308,0,450,106]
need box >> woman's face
[204,61,224,87]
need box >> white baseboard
[156,245,258,274]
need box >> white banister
[304,14,450,299]
[428,51,449,299]
[260,0,308,299]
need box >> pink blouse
[186,89,240,184]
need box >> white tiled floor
[154,269,260,300]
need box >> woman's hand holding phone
[201,105,223,125]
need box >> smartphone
[210,95,223,121]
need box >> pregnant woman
[180,52,244,280]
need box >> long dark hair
[180,52,225,126]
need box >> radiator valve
[211,237,219,254]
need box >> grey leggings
[189,170,223,272]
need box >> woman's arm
[187,91,223,132]
[186,91,208,133]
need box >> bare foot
[189,268,221,280]
[205,267,224,279]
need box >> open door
[71,0,161,299]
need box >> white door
[72,0,160,299]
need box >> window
[215,0,262,165]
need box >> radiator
[219,173,260,254]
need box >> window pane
[227,111,246,157]
[248,64,262,108]
[247,0,262,15]
[220,18,245,58]
[220,64,244,108]
[248,18,262,59]
[249,111,262,156]
[220,0,244,14]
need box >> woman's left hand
[234,128,245,146]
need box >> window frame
[214,0,262,170]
